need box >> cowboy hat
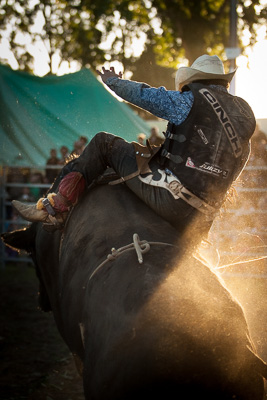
[175,54,236,91]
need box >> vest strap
[167,180,218,218]
[161,149,183,164]
[164,131,186,143]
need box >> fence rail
[1,164,266,277]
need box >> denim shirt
[105,77,194,126]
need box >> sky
[0,13,267,120]
[234,25,267,120]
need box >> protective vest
[159,83,256,207]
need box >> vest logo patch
[185,157,196,168]
[197,128,209,144]
[199,88,242,158]
[185,157,228,178]
[199,162,228,178]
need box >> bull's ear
[1,224,36,253]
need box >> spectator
[79,136,88,150]
[71,140,84,156]
[58,145,70,165]
[71,136,89,156]
[29,172,44,200]
[45,149,60,183]
[148,126,164,146]
[137,133,146,145]
[18,187,35,203]
[7,167,27,200]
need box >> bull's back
[47,184,264,400]
[82,251,263,400]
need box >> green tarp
[0,64,150,166]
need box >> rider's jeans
[66,132,212,238]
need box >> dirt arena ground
[0,263,266,399]
[0,264,84,400]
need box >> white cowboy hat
[175,54,236,91]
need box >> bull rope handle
[88,233,177,281]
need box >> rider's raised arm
[104,76,194,126]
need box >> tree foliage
[0,0,266,78]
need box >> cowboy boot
[12,172,85,227]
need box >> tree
[0,0,266,77]
[0,0,151,73]
[0,0,106,73]
[150,0,267,65]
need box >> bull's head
[1,224,37,254]
[1,224,51,312]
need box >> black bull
[2,183,267,400]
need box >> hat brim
[175,67,236,91]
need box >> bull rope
[88,233,178,281]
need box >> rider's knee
[93,132,121,154]
[94,131,110,143]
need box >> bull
[2,181,267,399]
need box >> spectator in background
[58,145,70,165]
[137,133,146,145]
[79,136,88,151]
[18,187,35,203]
[29,172,44,200]
[71,140,84,156]
[71,136,89,156]
[7,167,27,200]
[45,148,60,183]
[148,126,164,146]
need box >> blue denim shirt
[105,77,194,126]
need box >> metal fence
[1,164,267,276]
[210,165,267,278]
[0,165,55,268]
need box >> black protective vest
[159,83,256,207]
